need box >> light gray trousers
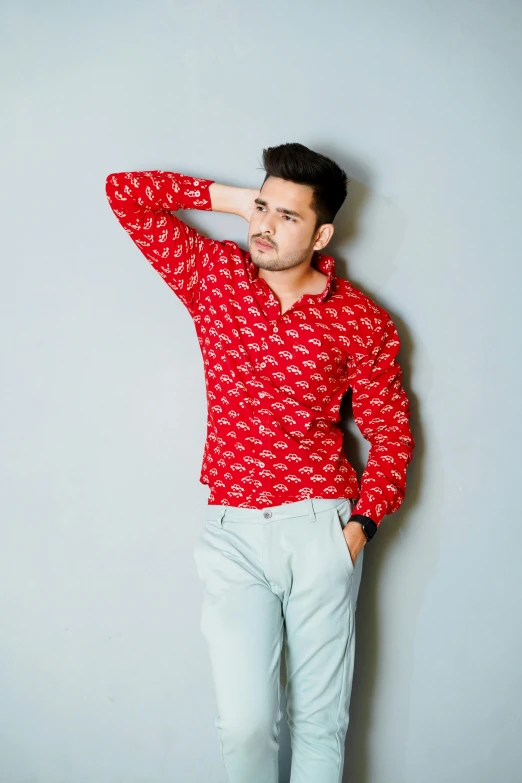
[193,496,364,783]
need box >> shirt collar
[245,250,337,303]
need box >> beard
[249,236,316,272]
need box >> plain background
[1,1,521,781]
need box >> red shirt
[105,170,415,526]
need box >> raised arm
[105,170,258,316]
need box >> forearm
[209,182,258,221]
[105,171,215,217]
[106,172,257,221]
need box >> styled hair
[260,142,349,232]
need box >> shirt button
[273,326,278,332]
[259,425,265,431]
[263,510,272,519]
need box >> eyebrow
[254,197,303,220]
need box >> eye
[283,215,296,222]
[255,205,265,211]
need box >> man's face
[248,176,321,272]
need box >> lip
[255,239,274,250]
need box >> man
[105,142,415,783]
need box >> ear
[312,223,334,251]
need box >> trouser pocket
[332,500,355,574]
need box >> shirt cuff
[351,497,384,527]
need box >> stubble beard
[250,238,316,272]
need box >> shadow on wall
[277,149,425,783]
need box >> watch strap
[349,513,378,542]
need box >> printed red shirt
[105,170,415,526]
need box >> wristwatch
[348,514,377,542]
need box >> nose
[257,212,275,237]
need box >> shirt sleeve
[348,309,415,526]
[105,170,218,317]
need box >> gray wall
[1,1,521,781]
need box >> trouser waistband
[205,497,356,527]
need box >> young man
[105,142,415,783]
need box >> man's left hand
[343,521,367,567]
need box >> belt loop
[218,508,226,528]
[307,498,317,523]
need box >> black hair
[260,142,349,232]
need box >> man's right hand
[208,183,260,222]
